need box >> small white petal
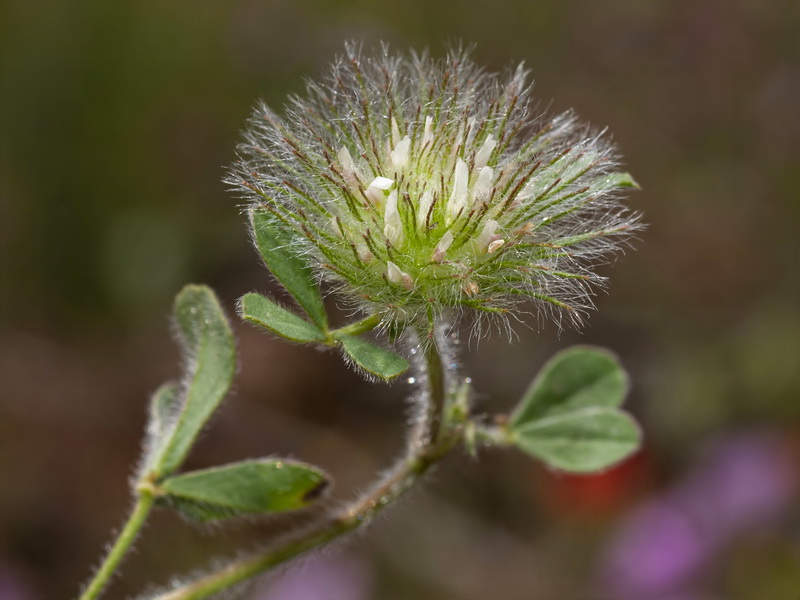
[365,176,394,205]
[474,134,497,169]
[391,117,401,147]
[337,146,355,172]
[422,116,434,147]
[383,190,403,246]
[487,239,505,253]
[432,230,454,262]
[417,189,434,229]
[357,243,374,263]
[365,188,383,206]
[471,166,494,203]
[386,260,403,283]
[337,145,363,185]
[386,261,413,289]
[438,230,454,252]
[446,158,469,224]
[370,176,394,190]
[390,135,411,170]
[477,219,499,250]
[453,121,467,155]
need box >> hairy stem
[421,330,446,446]
[150,327,454,600]
[329,313,381,337]
[79,490,155,600]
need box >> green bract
[230,44,640,330]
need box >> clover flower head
[230,43,641,333]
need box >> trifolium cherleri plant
[230,43,641,334]
[77,43,643,600]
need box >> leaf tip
[301,477,331,504]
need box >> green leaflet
[250,209,328,330]
[146,285,236,478]
[137,287,331,523]
[240,292,327,343]
[141,383,181,475]
[335,333,410,381]
[250,209,411,380]
[148,383,181,441]
[240,289,408,381]
[506,346,640,473]
[510,346,628,427]
[157,460,330,523]
[510,407,641,473]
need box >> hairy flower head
[230,44,641,332]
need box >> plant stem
[151,327,454,600]
[474,423,509,445]
[329,313,381,338]
[79,490,155,600]
[421,330,446,445]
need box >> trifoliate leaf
[504,346,640,472]
[150,285,236,477]
[251,209,328,330]
[510,346,628,427]
[240,292,327,343]
[335,333,409,381]
[156,459,329,522]
[509,407,641,473]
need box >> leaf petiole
[327,313,382,339]
[78,489,155,600]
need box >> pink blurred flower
[252,551,372,600]
[600,431,798,600]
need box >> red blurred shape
[538,451,652,519]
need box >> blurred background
[1,0,799,598]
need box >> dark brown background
[1,0,798,598]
